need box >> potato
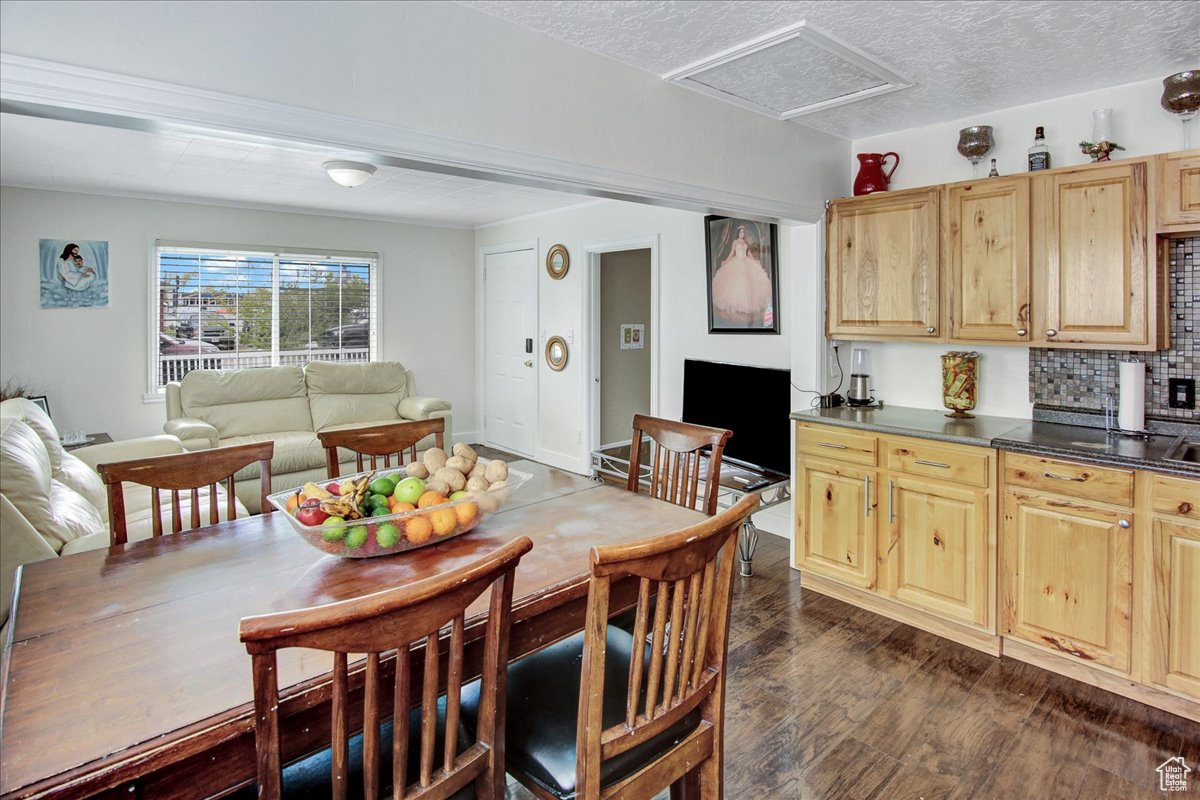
[468,463,488,480]
[405,462,430,479]
[435,466,466,492]
[423,447,448,473]
[425,478,451,497]
[484,459,508,482]
[445,455,474,474]
[466,476,490,494]
[475,492,501,513]
[452,443,478,466]
[487,479,508,492]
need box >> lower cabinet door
[881,475,990,627]
[1149,517,1200,698]
[797,460,877,589]
[1002,490,1133,672]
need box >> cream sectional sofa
[164,361,451,512]
[0,398,246,631]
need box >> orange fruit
[430,508,457,536]
[284,493,302,514]
[417,490,448,509]
[389,500,416,514]
[455,501,479,530]
[404,514,433,544]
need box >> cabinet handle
[888,479,895,523]
[864,476,871,517]
[1046,329,1058,337]
[915,459,951,469]
[1016,328,1028,337]
[1043,471,1086,482]
[817,442,848,449]
[1119,520,1131,529]
[926,326,936,334]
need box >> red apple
[326,481,342,496]
[296,499,329,527]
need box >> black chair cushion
[461,626,700,800]
[279,699,475,800]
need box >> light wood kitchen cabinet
[1158,149,1200,232]
[795,457,878,590]
[1147,475,1200,699]
[826,187,940,339]
[1030,159,1156,349]
[944,177,1031,343]
[1001,487,1134,673]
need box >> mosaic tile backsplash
[1029,236,1198,422]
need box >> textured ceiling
[0,114,592,227]
[463,0,1200,139]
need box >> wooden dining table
[0,461,705,800]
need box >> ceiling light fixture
[323,160,377,188]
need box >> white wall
[0,0,847,221]
[0,187,476,440]
[824,76,1185,420]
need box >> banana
[302,481,333,501]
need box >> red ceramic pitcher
[853,152,900,195]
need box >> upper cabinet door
[1158,150,1200,232]
[827,188,941,339]
[945,178,1031,343]
[1032,161,1153,348]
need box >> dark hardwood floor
[506,530,1199,799]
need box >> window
[153,242,378,390]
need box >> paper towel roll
[1118,361,1145,432]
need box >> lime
[369,476,397,497]
[369,505,392,517]
[344,526,369,548]
[375,523,400,548]
[321,516,346,542]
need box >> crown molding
[0,54,823,223]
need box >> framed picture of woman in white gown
[704,216,779,334]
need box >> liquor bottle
[1028,126,1051,171]
[988,159,1000,177]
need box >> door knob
[524,359,533,368]
[1046,329,1058,337]
[1016,328,1027,337]
[926,326,936,334]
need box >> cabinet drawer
[1152,474,1200,519]
[886,439,990,487]
[796,425,877,466]
[1003,452,1133,506]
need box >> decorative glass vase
[1161,71,1200,149]
[941,352,980,419]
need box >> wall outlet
[1168,378,1195,410]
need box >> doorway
[481,244,537,457]
[585,236,659,462]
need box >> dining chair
[626,414,732,516]
[319,418,446,479]
[462,492,758,800]
[239,535,533,800]
[97,441,274,546]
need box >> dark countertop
[791,406,1027,448]
[791,405,1199,479]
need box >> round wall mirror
[545,335,568,371]
[546,244,569,279]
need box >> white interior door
[483,248,536,456]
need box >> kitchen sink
[1162,436,1200,464]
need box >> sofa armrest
[399,395,451,421]
[1,494,58,629]
[71,435,185,470]
[163,417,219,451]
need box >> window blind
[154,244,377,389]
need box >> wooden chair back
[318,419,446,479]
[627,414,732,516]
[577,492,758,799]
[239,536,533,800]
[98,441,274,546]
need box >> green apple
[449,491,469,500]
[392,476,426,505]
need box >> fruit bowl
[268,462,531,558]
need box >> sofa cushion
[181,366,313,438]
[222,431,325,480]
[0,398,66,472]
[58,452,109,514]
[306,361,407,432]
[0,419,106,551]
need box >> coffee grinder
[847,347,874,406]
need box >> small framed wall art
[40,239,110,308]
[546,244,569,279]
[545,335,568,371]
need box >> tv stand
[590,440,790,576]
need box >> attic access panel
[663,21,912,120]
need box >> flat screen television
[681,359,791,476]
